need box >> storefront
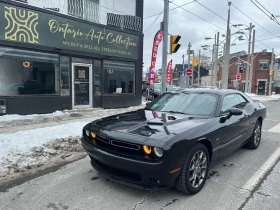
[0,0,143,115]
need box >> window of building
[0,47,59,96]
[68,0,99,23]
[258,61,269,70]
[94,60,101,96]
[103,60,135,95]
[60,56,70,96]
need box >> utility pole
[161,0,169,93]
[198,49,201,84]
[187,42,192,87]
[248,29,255,93]
[222,1,231,89]
[213,32,219,87]
[191,51,194,85]
[245,23,252,93]
[269,48,274,96]
[236,56,240,90]
[210,44,214,86]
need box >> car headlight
[85,130,90,136]
[154,147,163,157]
[143,145,152,155]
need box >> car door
[219,94,250,158]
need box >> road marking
[268,123,280,133]
[241,147,280,192]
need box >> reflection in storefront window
[60,56,70,96]
[94,60,101,96]
[0,47,59,96]
[103,60,135,95]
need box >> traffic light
[192,56,199,67]
[170,35,181,54]
[269,69,274,76]
[239,66,244,73]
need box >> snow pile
[0,121,90,163]
[245,93,257,97]
[0,136,85,178]
[0,111,66,122]
[269,94,280,99]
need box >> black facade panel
[1,96,71,115]
[102,95,139,109]
[93,96,102,108]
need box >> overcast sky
[142,0,280,72]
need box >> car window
[220,94,247,115]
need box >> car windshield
[146,92,218,116]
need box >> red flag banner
[166,59,172,84]
[149,30,163,87]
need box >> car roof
[168,88,243,96]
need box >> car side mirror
[219,108,243,123]
[146,102,151,106]
[230,108,243,116]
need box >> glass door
[72,63,92,108]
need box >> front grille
[111,140,140,150]
[92,157,142,182]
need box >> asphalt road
[1,100,280,210]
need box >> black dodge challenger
[82,89,266,195]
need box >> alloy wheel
[254,124,261,146]
[188,150,207,188]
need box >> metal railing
[11,0,142,32]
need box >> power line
[171,2,226,31]
[250,0,272,20]
[143,11,163,33]
[143,0,196,19]
[252,0,280,25]
[195,1,227,22]
[230,1,278,37]
[229,1,278,53]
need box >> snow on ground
[0,111,67,122]
[0,120,94,177]
[269,94,280,99]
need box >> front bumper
[81,136,182,190]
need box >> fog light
[90,132,96,138]
[143,145,152,155]
[154,147,163,157]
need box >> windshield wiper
[163,111,187,115]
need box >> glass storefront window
[103,60,135,95]
[94,60,101,96]
[60,56,70,96]
[0,47,59,96]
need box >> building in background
[0,0,144,114]
[217,51,274,95]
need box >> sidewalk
[246,93,280,102]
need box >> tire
[175,143,210,195]
[245,120,262,149]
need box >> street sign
[186,69,192,76]
[235,62,242,65]
[236,74,241,80]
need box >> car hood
[85,109,214,140]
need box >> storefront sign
[166,59,172,84]
[0,2,139,59]
[149,30,163,87]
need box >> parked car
[145,83,174,101]
[81,89,266,194]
